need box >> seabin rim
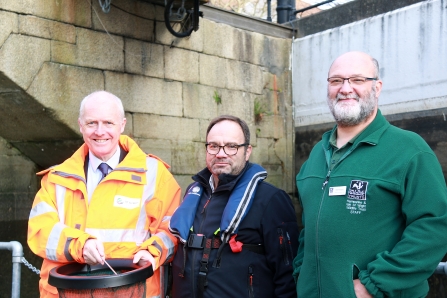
[48,258,153,290]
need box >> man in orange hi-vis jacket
[27,91,181,298]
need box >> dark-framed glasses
[327,76,377,87]
[205,143,248,156]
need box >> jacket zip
[321,171,331,189]
[248,265,254,298]
[316,143,359,297]
[316,144,344,297]
[316,179,327,298]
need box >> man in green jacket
[293,51,447,298]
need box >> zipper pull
[322,171,331,190]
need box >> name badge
[329,186,346,196]
[113,195,141,209]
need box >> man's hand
[82,239,105,265]
[133,250,155,271]
[353,279,372,298]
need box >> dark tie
[98,163,111,181]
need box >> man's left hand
[133,250,156,271]
[353,279,372,298]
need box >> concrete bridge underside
[0,71,82,170]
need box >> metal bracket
[99,0,112,13]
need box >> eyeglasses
[327,76,377,87]
[205,143,248,156]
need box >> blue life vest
[169,164,267,243]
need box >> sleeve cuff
[68,233,96,263]
[358,270,384,298]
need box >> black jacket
[171,163,299,298]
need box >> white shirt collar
[88,146,121,173]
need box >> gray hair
[371,57,380,79]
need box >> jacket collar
[193,162,251,193]
[171,163,267,243]
[39,135,147,190]
[323,109,390,150]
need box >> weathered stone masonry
[0,1,294,295]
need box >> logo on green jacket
[347,180,368,200]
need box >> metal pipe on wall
[267,0,272,21]
[0,241,23,298]
[277,0,292,23]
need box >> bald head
[328,51,379,79]
[79,91,125,120]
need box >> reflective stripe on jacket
[28,135,181,298]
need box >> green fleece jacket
[293,110,447,298]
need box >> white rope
[85,0,155,59]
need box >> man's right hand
[82,239,105,265]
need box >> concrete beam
[290,0,426,38]
[201,5,294,39]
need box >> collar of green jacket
[322,109,391,150]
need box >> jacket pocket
[350,264,360,298]
[248,265,254,298]
[352,263,360,280]
[277,228,290,265]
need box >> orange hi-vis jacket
[27,135,181,298]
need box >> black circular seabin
[48,259,153,290]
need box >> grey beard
[327,87,377,127]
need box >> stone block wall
[0,1,293,295]
[0,0,293,198]
[0,136,42,297]
[0,137,38,222]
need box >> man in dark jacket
[169,115,299,298]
